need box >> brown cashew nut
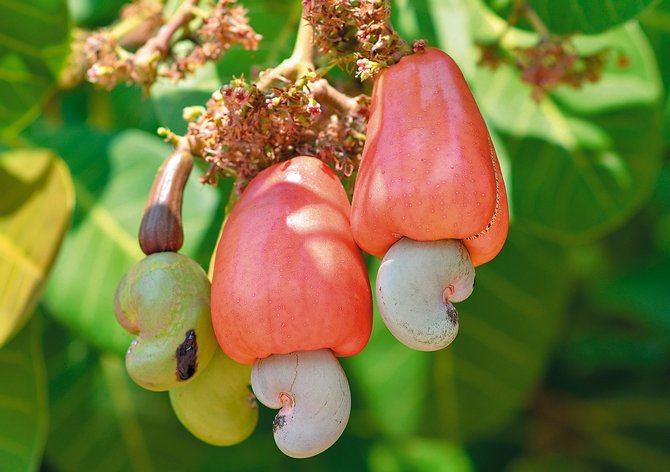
[139,148,193,255]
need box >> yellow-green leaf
[0,149,73,346]
[0,314,48,472]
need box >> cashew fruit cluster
[351,47,509,351]
[114,45,508,459]
[211,156,372,458]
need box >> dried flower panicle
[477,37,610,101]
[185,74,369,192]
[79,0,261,91]
[170,0,262,79]
[83,32,133,90]
[303,0,410,80]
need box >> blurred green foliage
[1,0,669,471]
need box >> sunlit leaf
[36,129,223,354]
[0,0,70,139]
[0,315,48,472]
[0,149,73,346]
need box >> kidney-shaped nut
[114,252,217,391]
[251,349,350,459]
[376,237,475,351]
[170,349,258,446]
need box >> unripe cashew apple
[114,252,217,391]
[169,349,258,446]
[351,47,509,350]
[211,156,372,457]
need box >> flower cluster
[183,74,369,192]
[477,38,610,101]
[169,0,262,79]
[77,0,261,91]
[303,0,411,80]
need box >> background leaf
[527,0,659,35]
[482,0,659,35]
[0,149,73,346]
[0,315,48,472]
[32,128,225,354]
[0,0,70,139]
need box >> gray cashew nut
[376,237,475,351]
[251,349,350,458]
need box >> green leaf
[590,256,670,333]
[350,228,569,442]
[67,0,126,28]
[0,315,48,472]
[469,22,663,242]
[368,438,473,472]
[640,0,670,90]
[482,0,658,35]
[0,0,70,139]
[527,0,659,35]
[0,149,73,346]
[36,129,223,354]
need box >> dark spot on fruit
[446,302,459,325]
[273,414,287,433]
[472,276,476,289]
[176,329,197,380]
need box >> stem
[255,15,315,91]
[310,79,359,115]
[516,0,551,40]
[290,17,315,66]
[140,0,198,58]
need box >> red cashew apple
[351,47,509,351]
[211,156,372,458]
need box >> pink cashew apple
[351,47,509,351]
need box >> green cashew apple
[114,252,217,391]
[169,349,258,446]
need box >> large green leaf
[0,0,70,139]
[471,22,662,242]
[37,129,223,354]
[349,228,569,442]
[0,315,48,472]
[0,149,73,346]
[482,0,658,35]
